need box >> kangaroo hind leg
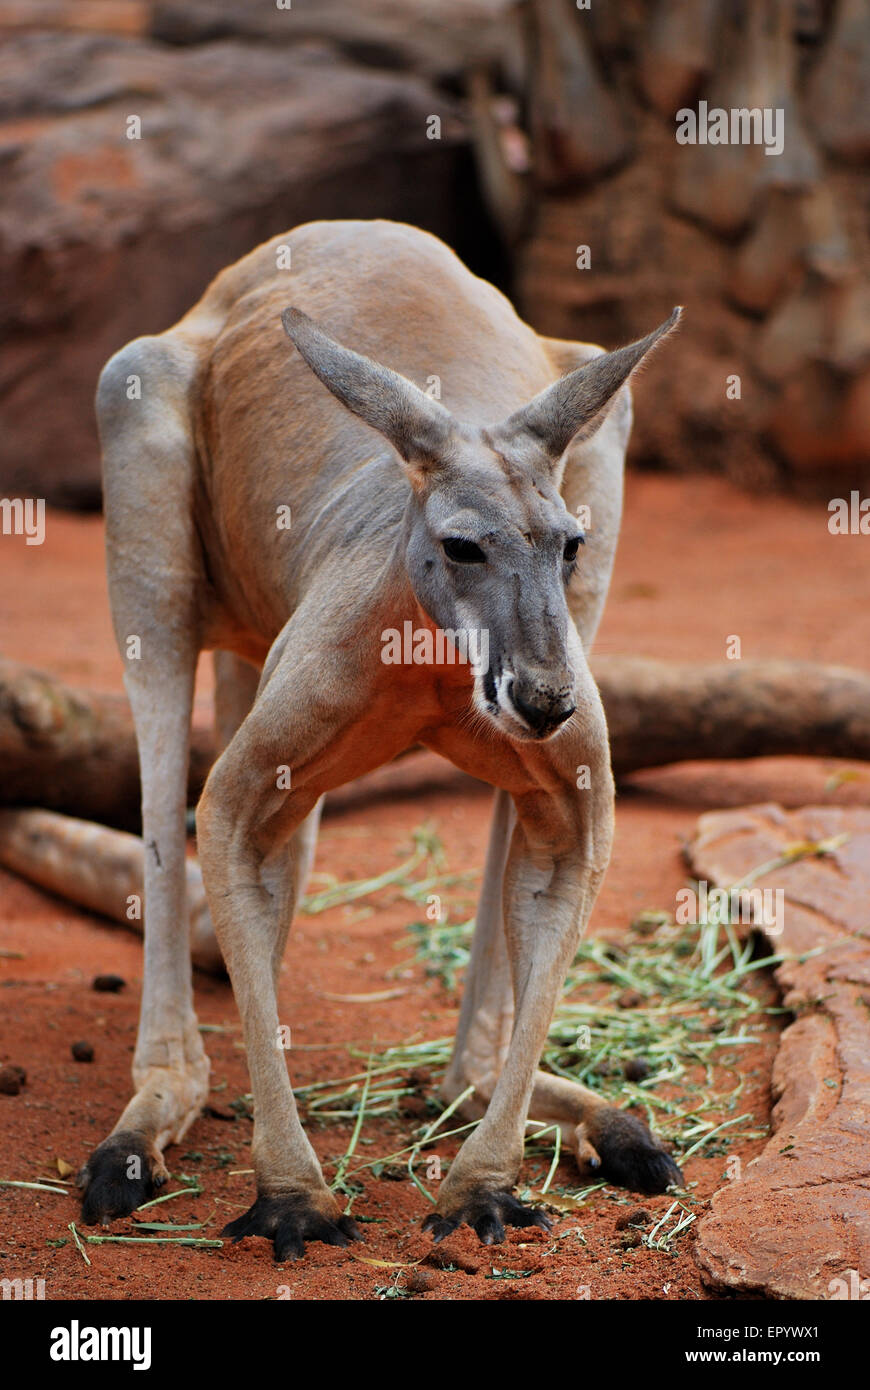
[79,334,210,1224]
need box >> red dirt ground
[1,472,869,1301]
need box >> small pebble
[616,1205,653,1231]
[624,1057,650,1081]
[92,974,126,993]
[71,1041,94,1063]
[620,1230,643,1249]
[204,1104,236,1122]
[404,1268,436,1293]
[0,1065,23,1095]
[399,1095,429,1119]
[617,988,644,1009]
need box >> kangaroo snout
[508,674,576,738]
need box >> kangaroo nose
[509,681,576,737]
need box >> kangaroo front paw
[423,1189,551,1246]
[78,1131,167,1225]
[222,1192,363,1262]
[580,1107,683,1193]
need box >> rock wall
[505,0,870,495]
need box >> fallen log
[1,656,869,829]
[0,808,224,975]
[594,657,870,776]
[0,658,213,830]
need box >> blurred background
[1,0,868,508]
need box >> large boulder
[0,31,470,505]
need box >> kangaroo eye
[563,535,584,563]
[443,537,486,564]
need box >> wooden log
[594,657,870,776]
[0,658,213,830]
[0,808,224,975]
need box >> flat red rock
[688,804,870,1300]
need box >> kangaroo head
[281,304,680,742]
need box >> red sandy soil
[1,472,869,1301]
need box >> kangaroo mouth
[476,664,571,743]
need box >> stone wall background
[509,0,870,497]
[0,0,867,505]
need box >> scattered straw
[67,1222,91,1266]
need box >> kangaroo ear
[281,308,457,484]
[491,308,683,465]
